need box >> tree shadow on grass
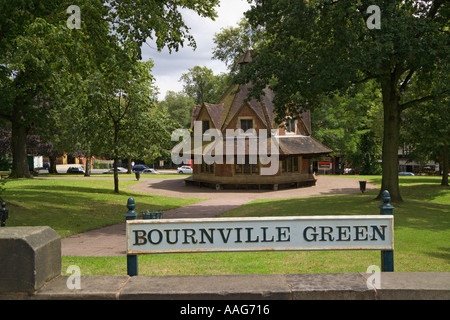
[399,183,449,203]
[399,177,445,185]
[425,247,450,264]
[2,182,196,237]
[10,183,136,196]
[393,201,449,232]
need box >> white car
[102,167,128,174]
[177,166,193,174]
[142,168,159,174]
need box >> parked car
[177,166,193,174]
[343,168,355,175]
[132,164,148,172]
[398,172,414,176]
[142,168,159,174]
[102,167,128,174]
[67,166,85,174]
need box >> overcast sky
[141,0,251,101]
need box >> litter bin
[135,171,140,181]
[359,181,367,193]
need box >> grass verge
[61,176,448,275]
[2,175,448,275]
[2,178,202,238]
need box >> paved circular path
[61,176,377,256]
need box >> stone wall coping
[1,272,448,300]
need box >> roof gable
[191,103,224,130]
[218,83,273,131]
[204,103,224,129]
[190,105,201,129]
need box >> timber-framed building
[185,51,332,190]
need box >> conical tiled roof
[216,83,275,132]
[189,50,331,156]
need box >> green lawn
[218,175,449,273]
[2,178,202,238]
[1,175,448,275]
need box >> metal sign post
[379,190,395,272]
[125,198,138,277]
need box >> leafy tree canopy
[0,0,220,178]
[179,66,231,105]
[159,91,196,129]
[237,0,449,201]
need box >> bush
[92,160,113,169]
[0,154,12,171]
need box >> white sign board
[126,216,393,254]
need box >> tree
[159,91,196,129]
[212,18,264,74]
[0,16,73,178]
[91,57,158,193]
[239,0,449,202]
[118,84,177,177]
[0,125,12,171]
[179,66,230,105]
[311,81,383,173]
[0,125,64,174]
[401,97,449,186]
[350,131,383,175]
[0,0,220,178]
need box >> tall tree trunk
[113,156,119,193]
[10,103,31,179]
[113,123,119,193]
[441,140,448,186]
[127,156,132,174]
[377,77,403,202]
[49,155,57,174]
[84,152,91,177]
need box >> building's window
[285,119,296,133]
[240,119,253,131]
[282,156,299,173]
[201,162,214,174]
[235,156,259,175]
[287,157,292,172]
[252,162,259,174]
[293,156,299,172]
[202,120,210,134]
[235,163,242,174]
